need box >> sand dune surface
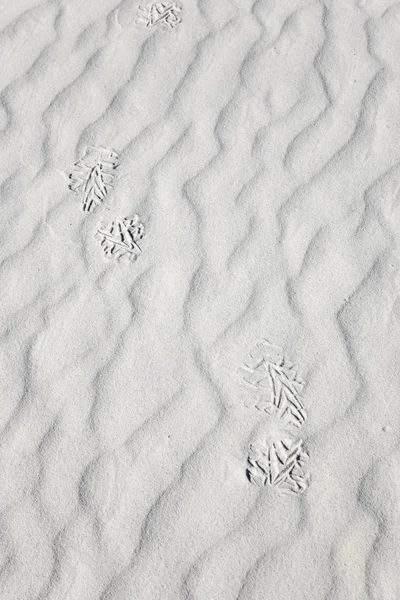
[1,0,400,598]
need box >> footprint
[239,339,311,493]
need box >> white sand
[1,0,400,598]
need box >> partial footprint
[135,2,182,28]
[69,147,119,212]
[239,339,307,428]
[247,436,310,494]
[95,215,145,261]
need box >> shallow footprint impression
[240,340,310,494]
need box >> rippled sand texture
[1,0,400,598]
